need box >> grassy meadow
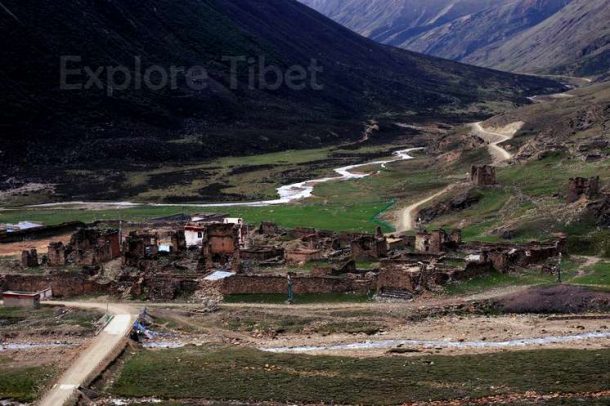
[110,346,610,404]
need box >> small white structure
[185,223,206,247]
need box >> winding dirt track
[470,121,520,164]
[397,185,455,232]
[38,302,138,406]
[395,121,521,231]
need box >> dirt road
[470,121,523,164]
[396,185,455,232]
[393,121,522,232]
[38,302,138,406]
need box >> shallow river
[28,148,422,209]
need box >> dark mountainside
[301,0,610,76]
[0,0,560,177]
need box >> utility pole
[557,253,562,283]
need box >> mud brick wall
[218,275,372,295]
[377,268,417,292]
[1,273,111,298]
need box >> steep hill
[301,0,610,76]
[407,0,570,61]
[300,0,503,45]
[466,0,610,76]
[0,0,559,173]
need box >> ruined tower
[567,176,600,203]
[471,165,496,186]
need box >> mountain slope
[405,0,570,61]
[0,0,559,172]
[465,0,610,76]
[301,0,610,76]
[300,0,503,46]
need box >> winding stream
[27,148,423,210]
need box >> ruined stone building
[258,221,280,236]
[471,165,496,186]
[415,229,461,254]
[202,223,241,270]
[567,176,600,203]
[123,231,159,267]
[47,242,67,267]
[351,235,388,260]
[21,249,38,268]
[68,228,121,266]
[223,218,248,248]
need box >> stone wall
[218,275,372,295]
[2,273,111,298]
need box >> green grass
[426,152,610,244]
[0,200,394,233]
[571,261,610,286]
[223,293,371,304]
[111,346,610,404]
[0,305,104,331]
[444,271,555,295]
[444,258,583,295]
[0,363,56,402]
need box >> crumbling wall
[351,235,387,260]
[21,249,39,268]
[124,232,159,267]
[2,273,111,298]
[258,222,280,236]
[567,176,600,203]
[285,249,323,264]
[218,275,372,295]
[240,247,284,261]
[137,275,198,301]
[415,231,445,254]
[471,165,496,186]
[377,267,419,293]
[47,242,66,267]
[201,223,241,270]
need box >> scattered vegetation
[111,346,610,404]
[0,305,104,333]
[0,362,56,402]
[571,261,610,286]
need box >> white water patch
[26,148,423,210]
[0,342,73,351]
[142,341,186,349]
[107,398,162,405]
[261,331,610,353]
